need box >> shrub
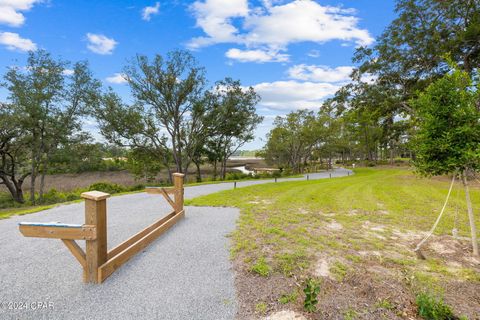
[225,172,251,180]
[88,182,126,194]
[128,184,145,191]
[41,188,67,204]
[416,292,455,320]
[303,278,321,312]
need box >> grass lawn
[187,168,480,319]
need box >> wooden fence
[19,173,185,284]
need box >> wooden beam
[107,210,176,260]
[19,224,96,240]
[83,193,109,284]
[145,187,175,195]
[61,239,87,269]
[173,173,184,213]
[98,210,185,283]
[159,188,175,210]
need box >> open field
[187,168,480,319]
[0,159,270,194]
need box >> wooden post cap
[81,191,111,201]
[172,173,185,177]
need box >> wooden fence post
[173,173,185,214]
[81,191,110,284]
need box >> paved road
[0,168,351,320]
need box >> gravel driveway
[0,168,351,320]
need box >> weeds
[303,278,321,312]
[251,257,271,277]
[255,302,267,315]
[416,292,455,320]
[278,290,298,304]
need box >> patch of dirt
[264,310,306,320]
[298,208,309,215]
[233,223,480,319]
[326,220,343,231]
[234,260,299,319]
[362,221,386,232]
[443,281,480,318]
[313,257,332,279]
[429,242,456,255]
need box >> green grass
[187,168,480,281]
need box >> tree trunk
[30,160,36,204]
[213,160,218,181]
[1,177,24,203]
[221,157,228,180]
[39,157,48,201]
[462,170,479,257]
[195,162,202,183]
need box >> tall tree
[3,50,100,203]
[122,50,207,177]
[264,110,321,173]
[412,66,480,256]
[205,78,262,179]
[95,90,172,182]
[0,104,30,203]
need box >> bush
[128,184,145,191]
[416,292,455,320]
[225,172,251,180]
[88,182,126,194]
[41,188,68,204]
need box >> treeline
[264,0,479,172]
[0,50,262,204]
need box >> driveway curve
[0,168,351,320]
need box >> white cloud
[62,69,75,76]
[86,33,118,55]
[252,80,340,110]
[0,0,40,27]
[188,0,373,61]
[142,2,160,21]
[189,0,249,48]
[0,31,36,51]
[105,73,127,84]
[226,48,288,63]
[288,64,353,83]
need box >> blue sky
[0,0,396,149]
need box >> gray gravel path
[0,168,351,320]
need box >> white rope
[414,173,456,253]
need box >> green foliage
[412,67,480,176]
[278,290,298,304]
[204,77,263,179]
[264,110,322,172]
[48,143,128,174]
[416,292,455,320]
[1,51,102,204]
[330,261,349,281]
[343,309,358,320]
[225,172,252,180]
[254,302,267,315]
[88,182,126,194]
[303,278,321,312]
[375,298,394,310]
[251,257,271,277]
